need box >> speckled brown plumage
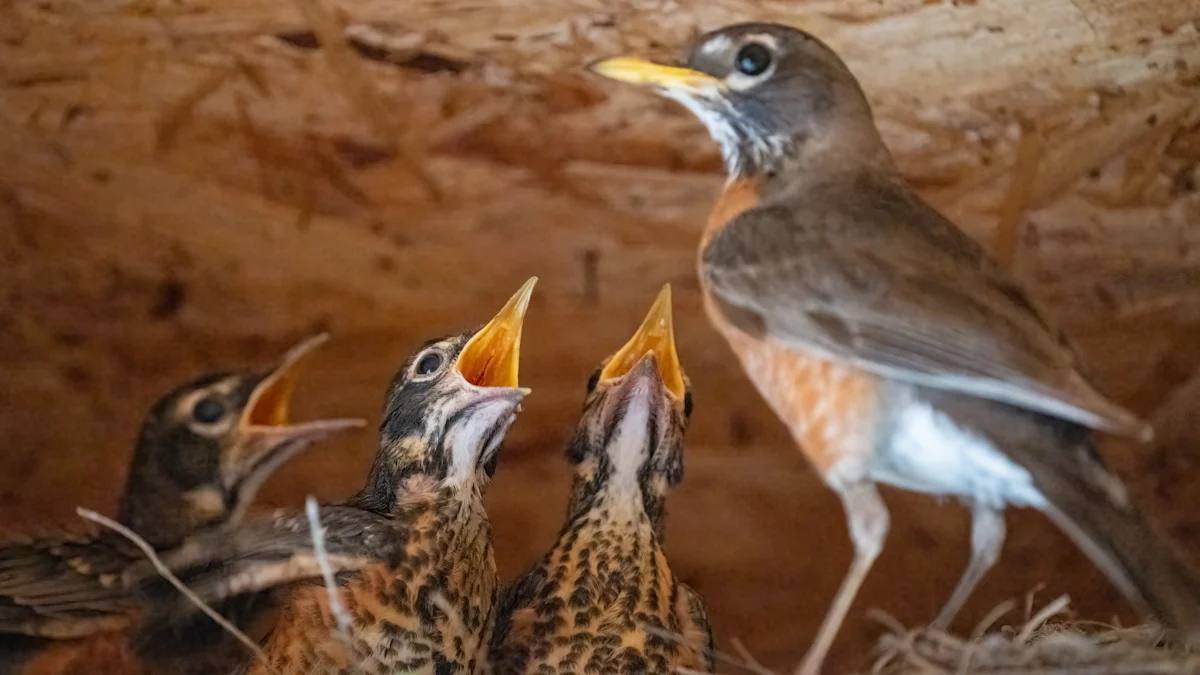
[240,479,497,675]
[150,280,537,675]
[490,286,713,675]
[0,336,358,675]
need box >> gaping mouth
[237,334,363,459]
[599,284,685,399]
[241,334,326,431]
[227,335,363,507]
[456,277,537,389]
[587,57,723,96]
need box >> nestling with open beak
[489,285,713,675]
[590,22,1200,675]
[0,335,362,670]
[147,279,538,675]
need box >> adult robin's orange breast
[710,311,883,476]
[589,21,1200,675]
[703,178,884,476]
[701,177,759,247]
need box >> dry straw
[74,507,1200,675]
[867,596,1200,675]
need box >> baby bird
[149,279,538,675]
[0,335,361,670]
[490,285,713,675]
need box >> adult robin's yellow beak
[600,284,686,399]
[457,277,537,390]
[587,57,722,95]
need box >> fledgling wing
[701,171,1148,439]
[674,582,714,672]
[0,532,141,638]
[129,505,397,609]
[488,566,550,666]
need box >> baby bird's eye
[415,351,444,376]
[191,397,227,425]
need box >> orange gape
[701,176,883,477]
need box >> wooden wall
[1,0,1198,669]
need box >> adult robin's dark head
[353,278,536,514]
[589,22,881,178]
[118,335,364,548]
[566,285,692,528]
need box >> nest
[866,597,1200,675]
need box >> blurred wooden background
[1,0,1198,670]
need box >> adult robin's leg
[795,481,888,675]
[931,504,1005,631]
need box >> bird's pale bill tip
[587,57,720,92]
[272,417,367,441]
[1135,422,1154,444]
[287,332,331,356]
[457,278,538,389]
[512,276,538,312]
[599,284,685,398]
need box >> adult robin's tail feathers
[1040,468,1200,644]
[929,389,1200,643]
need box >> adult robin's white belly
[870,387,1048,510]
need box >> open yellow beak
[457,277,537,389]
[242,334,329,429]
[229,334,364,495]
[599,284,686,398]
[587,57,722,94]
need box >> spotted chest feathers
[245,488,497,675]
[490,502,711,675]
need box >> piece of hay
[76,507,282,675]
[992,117,1042,273]
[867,596,1200,674]
[305,496,353,640]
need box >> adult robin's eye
[415,351,443,376]
[192,397,227,424]
[735,43,772,76]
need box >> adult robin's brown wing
[700,170,1149,440]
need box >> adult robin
[0,335,363,671]
[489,285,713,675]
[146,279,537,675]
[589,22,1200,674]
